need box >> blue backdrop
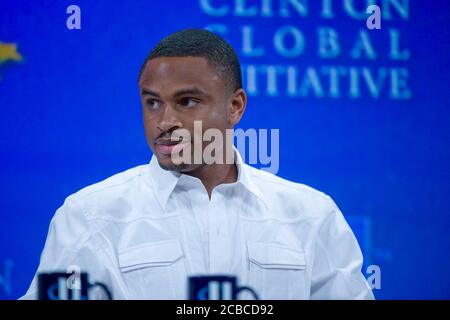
[1,0,449,299]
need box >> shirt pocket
[118,239,186,299]
[247,241,308,300]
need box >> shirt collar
[148,145,268,210]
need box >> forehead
[139,56,223,93]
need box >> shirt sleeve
[20,198,116,300]
[310,196,375,300]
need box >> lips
[156,143,178,155]
[155,138,188,156]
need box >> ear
[227,88,247,127]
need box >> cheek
[142,117,157,140]
[205,109,228,130]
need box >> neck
[186,162,238,199]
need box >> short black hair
[138,28,242,92]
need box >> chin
[156,156,190,172]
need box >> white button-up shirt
[22,149,374,300]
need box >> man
[22,29,374,300]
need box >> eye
[179,98,198,108]
[146,99,162,111]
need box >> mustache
[155,130,190,144]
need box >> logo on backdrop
[200,0,410,100]
[0,259,14,297]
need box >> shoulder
[67,164,148,201]
[245,165,338,220]
[62,164,151,218]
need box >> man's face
[139,56,238,172]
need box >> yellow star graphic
[0,41,23,80]
[0,42,23,64]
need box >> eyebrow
[141,89,160,97]
[141,87,207,98]
[173,88,206,98]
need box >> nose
[157,104,182,133]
